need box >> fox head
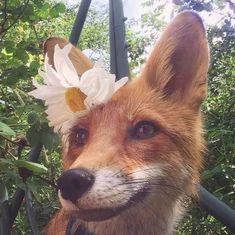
[45,11,209,229]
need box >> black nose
[57,168,94,203]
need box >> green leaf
[26,125,41,146]
[202,166,222,180]
[21,4,35,22]
[37,3,50,19]
[4,40,15,53]
[26,181,42,202]
[14,160,48,174]
[14,47,29,64]
[3,66,29,85]
[40,122,60,152]
[0,181,8,203]
[26,121,59,151]
[50,3,66,18]
[0,121,16,137]
[0,158,14,166]
[27,111,40,125]
[30,60,40,69]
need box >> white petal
[45,100,74,132]
[45,96,64,105]
[54,44,80,87]
[114,76,128,92]
[38,70,48,85]
[94,59,104,68]
[29,86,64,100]
[92,79,115,103]
[45,58,64,86]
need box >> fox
[44,11,209,235]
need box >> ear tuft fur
[141,11,209,109]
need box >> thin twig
[0,134,29,147]
[0,134,19,146]
[32,24,40,46]
[8,124,29,127]
[0,0,30,40]
[1,0,8,29]
[35,175,58,189]
[0,146,17,160]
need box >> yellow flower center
[65,88,86,112]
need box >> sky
[61,0,234,65]
[62,0,143,19]
[61,0,234,27]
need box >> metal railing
[0,144,43,235]
[1,0,234,234]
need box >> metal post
[69,0,92,46]
[0,201,11,235]
[0,144,43,235]
[109,0,129,80]
[9,144,43,226]
[198,185,235,232]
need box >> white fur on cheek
[78,164,165,210]
[131,164,165,184]
[59,164,166,212]
[78,169,132,209]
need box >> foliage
[0,0,234,234]
[0,1,67,233]
[175,1,234,234]
[0,0,111,233]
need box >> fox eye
[131,121,159,140]
[74,128,88,146]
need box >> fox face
[45,11,209,235]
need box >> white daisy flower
[28,43,128,133]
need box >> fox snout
[57,168,95,203]
[57,165,155,221]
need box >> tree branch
[0,0,30,40]
[1,0,8,28]
[32,24,40,46]
[0,134,29,147]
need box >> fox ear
[141,11,209,109]
[43,37,93,76]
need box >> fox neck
[82,196,185,235]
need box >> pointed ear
[141,11,209,109]
[43,37,93,76]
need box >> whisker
[113,179,191,197]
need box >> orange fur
[44,37,93,76]
[44,11,209,235]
